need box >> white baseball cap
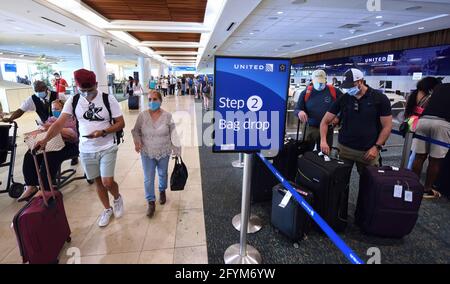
[312,69,327,84]
[341,68,364,88]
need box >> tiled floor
[0,95,208,264]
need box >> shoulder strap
[304,85,313,103]
[71,94,80,136]
[72,94,80,118]
[102,93,113,123]
[328,84,337,101]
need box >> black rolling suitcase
[250,153,279,203]
[271,182,313,241]
[295,151,352,232]
[435,150,450,199]
[128,95,139,110]
[273,121,314,182]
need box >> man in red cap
[35,68,126,227]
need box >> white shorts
[412,116,450,159]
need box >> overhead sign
[171,66,196,72]
[4,64,17,73]
[213,56,291,153]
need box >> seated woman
[17,99,79,202]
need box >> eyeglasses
[353,101,359,112]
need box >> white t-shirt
[62,94,123,153]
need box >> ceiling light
[376,16,383,19]
[277,11,284,15]
[250,32,254,35]
[418,27,424,30]
[341,14,448,41]
[387,33,393,36]
[319,35,323,37]
[19,54,25,57]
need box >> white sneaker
[98,208,113,227]
[113,195,124,218]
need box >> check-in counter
[0,80,33,113]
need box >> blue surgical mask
[52,111,61,118]
[346,86,360,97]
[313,82,326,91]
[148,101,161,111]
[79,89,95,100]
[36,91,47,99]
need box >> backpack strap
[328,84,337,101]
[72,94,80,136]
[304,85,314,103]
[102,93,113,124]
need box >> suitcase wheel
[87,179,94,185]
[8,183,24,199]
[293,243,300,249]
[67,237,72,243]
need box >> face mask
[148,101,161,111]
[36,91,47,99]
[313,82,326,91]
[52,111,61,118]
[346,86,360,97]
[79,89,96,100]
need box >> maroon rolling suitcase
[355,166,424,238]
[13,150,71,264]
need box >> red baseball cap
[74,69,96,89]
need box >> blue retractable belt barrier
[391,129,450,149]
[257,153,364,264]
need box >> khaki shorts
[412,116,450,159]
[338,143,380,174]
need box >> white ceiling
[214,0,450,59]
[0,0,157,65]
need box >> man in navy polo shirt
[320,68,392,173]
[294,69,343,148]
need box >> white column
[158,64,165,77]
[80,35,108,94]
[0,64,3,81]
[138,56,152,93]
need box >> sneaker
[70,158,79,166]
[98,208,113,227]
[423,189,441,199]
[113,195,124,218]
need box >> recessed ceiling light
[277,11,284,15]
[250,32,254,35]
[19,54,25,57]
[418,27,424,30]
[376,16,383,19]
[319,35,323,37]
[387,33,393,36]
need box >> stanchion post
[224,153,262,264]
[400,131,414,169]
[232,153,245,168]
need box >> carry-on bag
[12,149,71,264]
[295,150,352,232]
[355,166,424,238]
[170,156,188,191]
[271,182,314,241]
[128,95,139,110]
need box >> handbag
[24,129,65,154]
[170,156,188,191]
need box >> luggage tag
[404,191,413,202]
[391,166,400,171]
[279,191,292,208]
[394,184,403,198]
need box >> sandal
[423,189,441,199]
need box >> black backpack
[71,93,124,145]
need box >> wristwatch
[375,144,383,151]
[101,130,107,137]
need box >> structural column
[0,65,3,81]
[80,35,108,94]
[138,56,151,93]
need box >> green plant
[32,55,55,87]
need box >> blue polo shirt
[328,87,392,151]
[294,85,343,127]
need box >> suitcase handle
[31,150,56,207]
[296,119,308,143]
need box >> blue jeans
[141,154,170,202]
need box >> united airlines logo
[233,64,274,72]
[364,54,394,63]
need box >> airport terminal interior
[0,0,449,264]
